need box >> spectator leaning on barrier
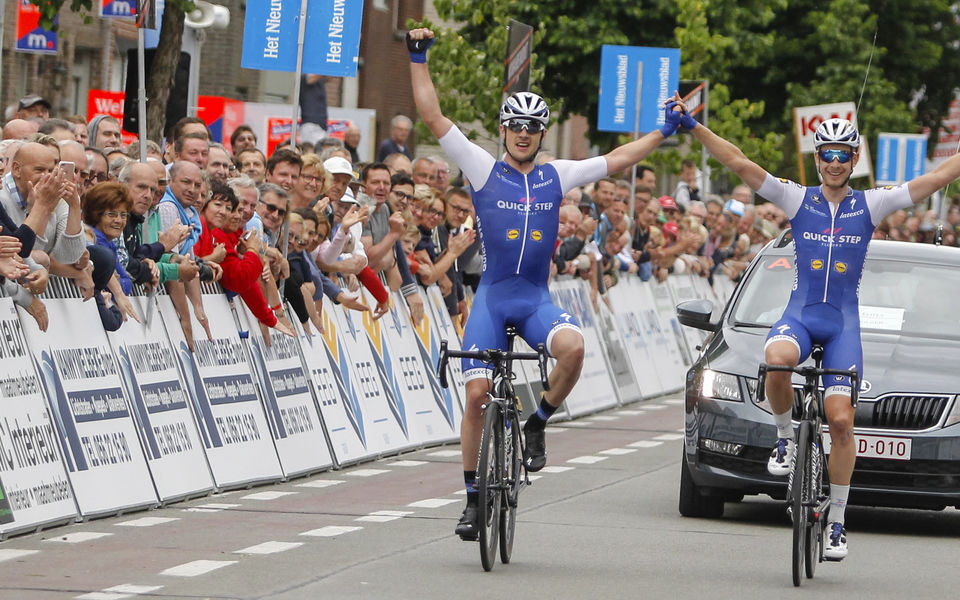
[82,181,141,329]
[359,162,404,273]
[230,175,264,238]
[118,161,192,286]
[296,208,371,318]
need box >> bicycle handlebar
[757,363,860,407]
[438,341,551,392]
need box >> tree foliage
[29,0,195,143]
[427,0,960,188]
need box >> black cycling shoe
[523,424,547,472]
[455,505,479,541]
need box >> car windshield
[730,253,960,338]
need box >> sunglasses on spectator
[260,200,287,217]
[505,119,544,134]
[87,172,109,183]
[817,149,853,164]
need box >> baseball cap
[658,195,678,211]
[18,94,50,110]
[663,221,680,240]
[724,198,745,217]
[323,156,354,177]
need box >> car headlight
[701,369,742,402]
[944,396,960,427]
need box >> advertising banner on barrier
[295,304,372,466]
[372,291,459,445]
[594,298,640,404]
[107,295,215,502]
[19,284,157,517]
[606,277,665,398]
[0,299,77,537]
[323,295,411,456]
[649,281,688,392]
[234,301,333,477]
[548,279,618,416]
[668,275,707,360]
[418,287,465,413]
[158,291,283,487]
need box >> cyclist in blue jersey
[675,92,960,560]
[408,28,682,540]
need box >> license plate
[822,433,912,461]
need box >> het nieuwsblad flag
[241,0,363,77]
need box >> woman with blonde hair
[292,153,327,211]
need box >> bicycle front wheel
[499,410,522,564]
[477,404,503,572]
[805,428,825,579]
[792,421,812,587]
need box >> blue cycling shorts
[764,302,862,397]
[461,277,582,382]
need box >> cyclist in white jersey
[674,92,960,559]
[407,28,683,540]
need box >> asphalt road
[2,395,959,600]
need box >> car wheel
[679,449,725,518]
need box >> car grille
[791,391,950,430]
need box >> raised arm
[677,94,767,190]
[603,101,684,174]
[408,29,454,140]
[906,151,960,203]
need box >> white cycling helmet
[500,91,550,126]
[813,118,860,149]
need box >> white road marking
[194,503,240,510]
[408,498,460,509]
[242,491,297,501]
[539,465,574,473]
[300,525,363,537]
[297,479,345,488]
[116,517,179,528]
[618,410,645,416]
[600,448,638,456]
[356,510,413,523]
[234,541,303,555]
[562,421,589,427]
[643,404,669,410]
[663,399,685,405]
[390,460,429,467]
[345,468,391,477]
[78,584,163,598]
[160,560,236,577]
[427,450,462,458]
[653,433,684,441]
[547,427,568,433]
[587,415,618,421]
[453,489,467,495]
[628,440,663,448]
[44,532,112,544]
[0,549,38,562]
[566,455,609,464]
[527,475,543,481]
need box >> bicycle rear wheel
[792,421,812,587]
[477,404,503,572]
[805,428,825,579]
[499,410,522,564]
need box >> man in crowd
[265,148,302,194]
[172,133,210,170]
[88,115,123,150]
[377,115,414,161]
[412,157,438,187]
[237,148,267,184]
[206,143,234,183]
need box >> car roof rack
[774,228,793,248]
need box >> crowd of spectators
[0,92,952,340]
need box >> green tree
[30,0,194,144]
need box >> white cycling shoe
[824,521,848,560]
[767,437,796,476]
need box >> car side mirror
[677,299,717,332]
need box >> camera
[197,259,215,282]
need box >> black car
[676,231,960,518]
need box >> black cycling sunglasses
[505,119,544,134]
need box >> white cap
[724,198,745,217]
[339,186,359,205]
[323,156,354,177]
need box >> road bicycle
[757,344,859,587]
[438,327,549,571]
